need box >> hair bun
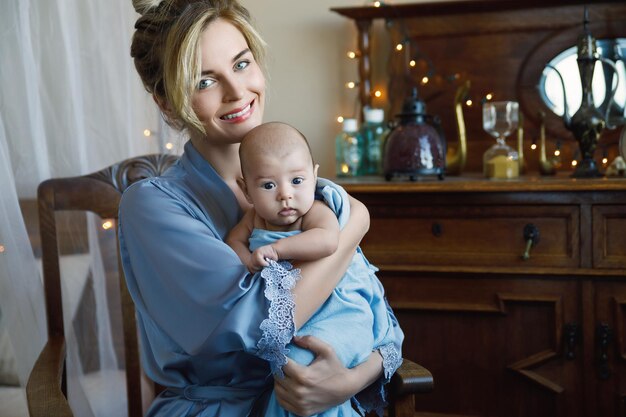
[132,0,165,15]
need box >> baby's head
[239,122,315,176]
[238,122,319,227]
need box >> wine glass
[482,101,520,179]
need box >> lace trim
[379,342,403,381]
[352,343,403,417]
[256,259,301,378]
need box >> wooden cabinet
[340,176,626,417]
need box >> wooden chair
[25,154,433,417]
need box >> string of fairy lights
[338,0,475,123]
[143,128,175,151]
[339,0,613,171]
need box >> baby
[226,122,403,416]
[227,122,339,273]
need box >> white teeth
[222,104,251,120]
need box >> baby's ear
[313,163,319,179]
[237,177,254,204]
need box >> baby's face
[243,146,317,229]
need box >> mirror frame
[537,38,626,125]
[538,38,626,119]
[518,20,626,144]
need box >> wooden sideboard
[340,176,626,417]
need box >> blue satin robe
[118,141,399,416]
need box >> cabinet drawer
[593,205,626,269]
[362,205,580,268]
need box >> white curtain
[0,1,179,416]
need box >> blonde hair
[130,0,267,135]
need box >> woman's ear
[153,94,167,111]
[237,177,254,204]
[153,94,175,120]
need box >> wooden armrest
[26,335,73,417]
[386,359,433,417]
[390,359,434,396]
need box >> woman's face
[191,19,265,144]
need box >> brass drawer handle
[521,223,540,260]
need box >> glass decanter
[482,101,520,179]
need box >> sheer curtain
[0,1,178,416]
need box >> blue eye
[235,60,250,71]
[198,78,215,90]
[262,182,275,190]
[292,177,303,185]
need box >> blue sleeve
[118,179,269,356]
[316,177,350,229]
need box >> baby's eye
[235,60,250,71]
[262,182,276,190]
[198,78,215,90]
[292,177,304,185]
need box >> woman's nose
[222,74,244,102]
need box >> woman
[120,0,392,415]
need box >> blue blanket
[254,178,404,417]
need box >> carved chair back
[26,154,179,417]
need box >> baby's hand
[250,245,279,270]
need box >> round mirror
[538,38,626,122]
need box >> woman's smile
[220,100,254,122]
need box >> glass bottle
[361,108,388,175]
[335,118,363,177]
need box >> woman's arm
[274,335,383,416]
[225,209,256,272]
[291,195,369,329]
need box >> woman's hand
[273,336,353,416]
